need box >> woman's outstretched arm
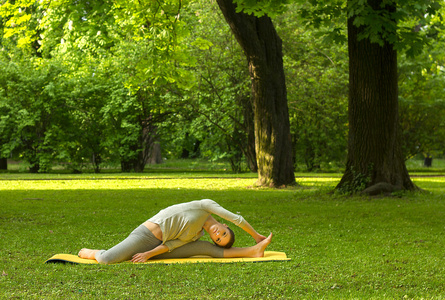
[202,200,267,243]
[240,220,267,243]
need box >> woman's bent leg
[155,240,224,259]
[94,225,162,264]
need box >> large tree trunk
[337,0,416,195]
[147,142,162,165]
[241,97,258,173]
[0,158,7,170]
[216,0,295,187]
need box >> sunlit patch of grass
[1,173,445,299]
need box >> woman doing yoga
[78,199,272,264]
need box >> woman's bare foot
[78,248,99,260]
[223,233,273,258]
[251,232,273,257]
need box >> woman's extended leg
[154,233,272,259]
[78,225,162,264]
[223,233,272,258]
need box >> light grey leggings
[95,225,224,264]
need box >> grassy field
[1,170,445,299]
[5,157,445,175]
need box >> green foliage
[1,0,445,175]
[275,4,349,171]
[336,167,372,195]
[297,0,443,57]
[232,0,290,17]
[398,15,445,159]
[158,0,254,173]
[0,58,72,172]
[1,0,203,172]
[299,0,347,44]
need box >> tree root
[361,182,402,196]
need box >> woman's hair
[218,227,235,249]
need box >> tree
[398,14,445,161]
[0,59,72,173]
[336,0,443,194]
[399,58,445,162]
[0,0,293,181]
[216,0,295,186]
[274,5,349,172]
[3,0,442,181]
[0,59,11,171]
[291,0,442,193]
[336,0,412,194]
[177,1,257,172]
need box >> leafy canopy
[233,0,443,56]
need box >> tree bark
[216,0,295,187]
[241,97,258,173]
[0,158,7,170]
[147,142,162,165]
[337,0,416,194]
[135,121,161,171]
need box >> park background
[1,0,445,299]
[0,0,444,178]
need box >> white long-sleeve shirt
[147,199,246,251]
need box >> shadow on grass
[2,177,445,298]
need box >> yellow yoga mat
[45,251,290,265]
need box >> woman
[78,199,272,264]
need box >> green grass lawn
[1,173,445,299]
[5,157,445,175]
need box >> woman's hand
[241,220,268,244]
[131,244,169,263]
[131,252,150,263]
[254,234,267,244]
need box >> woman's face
[209,223,231,247]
